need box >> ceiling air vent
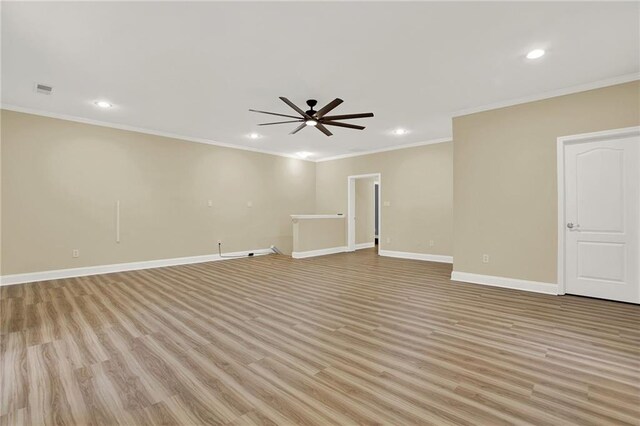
[35,83,53,95]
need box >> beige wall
[5,81,635,280]
[1,110,316,275]
[355,177,376,245]
[316,142,453,256]
[453,81,640,283]
[292,218,346,253]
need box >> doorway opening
[347,173,381,253]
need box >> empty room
[1,1,639,425]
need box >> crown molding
[453,73,640,118]
[316,137,453,162]
[0,104,315,162]
[4,73,637,163]
[2,103,452,163]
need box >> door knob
[567,223,580,230]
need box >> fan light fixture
[393,128,408,135]
[249,97,374,137]
[95,100,112,108]
[526,49,545,59]
[249,133,260,139]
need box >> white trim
[355,242,375,250]
[0,248,273,286]
[454,73,639,117]
[347,173,382,253]
[290,214,345,220]
[2,103,448,163]
[556,126,640,295]
[347,173,382,179]
[291,246,347,259]
[5,75,637,163]
[451,271,558,295]
[557,126,640,145]
[317,138,452,162]
[1,104,314,162]
[557,135,565,295]
[379,250,453,264]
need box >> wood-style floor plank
[1,249,639,425]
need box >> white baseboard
[450,271,559,295]
[292,246,347,259]
[355,242,375,250]
[0,248,273,286]
[379,250,453,264]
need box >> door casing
[347,173,382,252]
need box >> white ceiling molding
[0,104,314,162]
[315,137,452,162]
[3,71,637,162]
[4,101,451,162]
[3,67,637,163]
[453,73,640,118]
[3,101,451,163]
[3,2,637,159]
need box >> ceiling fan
[249,97,374,136]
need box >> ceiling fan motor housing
[306,99,318,115]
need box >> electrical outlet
[429,240,434,247]
[386,237,391,244]
[482,254,489,263]
[72,249,80,258]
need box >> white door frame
[347,173,382,252]
[556,126,640,295]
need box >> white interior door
[564,135,639,303]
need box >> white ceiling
[2,1,638,160]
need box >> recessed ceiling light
[95,100,112,108]
[393,128,408,135]
[296,151,312,159]
[249,133,260,139]
[305,119,318,127]
[526,49,545,59]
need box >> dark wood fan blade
[290,123,307,135]
[279,97,309,118]
[315,98,343,118]
[258,120,303,126]
[321,112,374,120]
[322,121,365,130]
[315,123,333,136]
[249,109,301,119]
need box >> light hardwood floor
[1,249,639,425]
